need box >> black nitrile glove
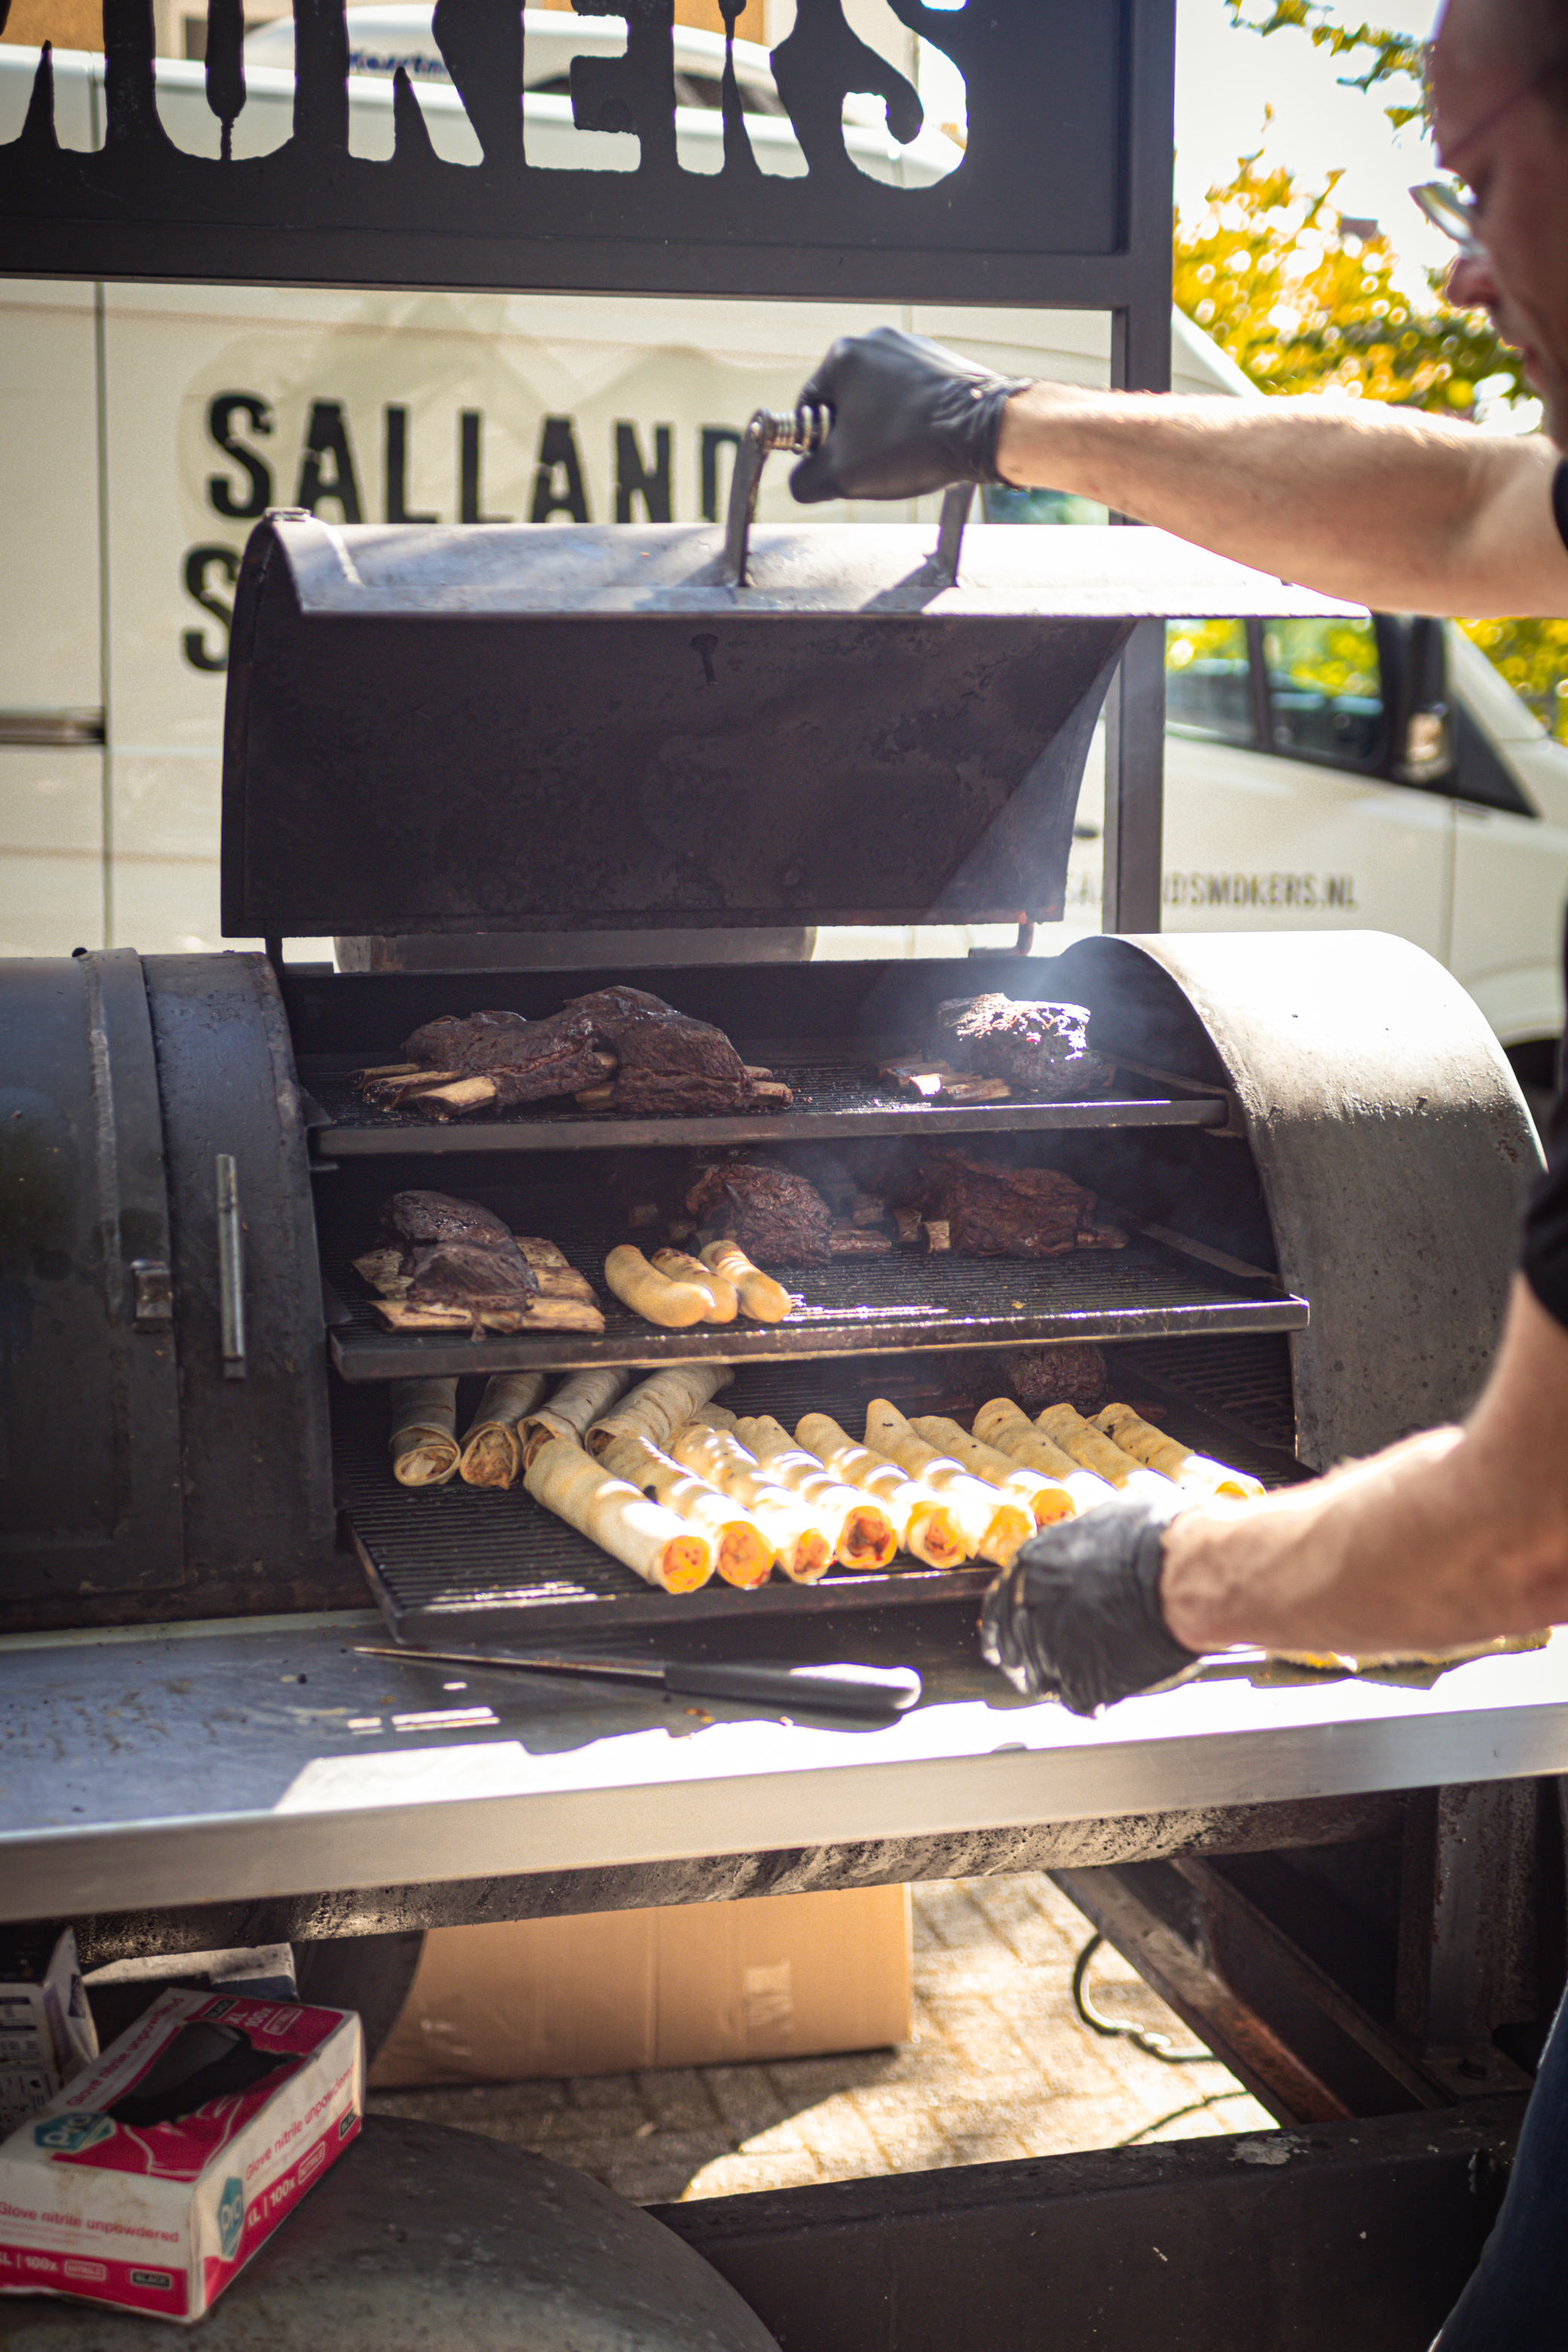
[980,1489,1196,1717]
[789,325,1032,504]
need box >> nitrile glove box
[0,1986,362,2323]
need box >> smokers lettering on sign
[180,394,733,670]
[1067,870,1359,914]
[1163,871,1358,911]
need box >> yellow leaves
[1174,146,1527,420]
[1457,617,1568,741]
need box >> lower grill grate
[341,1355,1303,1648]
[327,1228,1306,1383]
[1108,1332,1299,1456]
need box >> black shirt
[1518,463,1568,1329]
[1521,951,1568,1331]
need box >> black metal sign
[0,0,1174,314]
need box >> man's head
[1432,0,1568,440]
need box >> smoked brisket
[932,994,1113,1099]
[686,1161,836,1264]
[1005,1343,1109,1414]
[402,1008,603,1102]
[383,1190,539,1309]
[917,1148,1095,1257]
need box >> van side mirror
[1382,614,1455,786]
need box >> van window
[1263,617,1384,768]
[1165,618,1255,746]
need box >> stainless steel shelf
[4,1610,1565,1926]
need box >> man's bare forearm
[1159,1279,1568,1655]
[995,384,1568,617]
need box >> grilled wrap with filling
[598,1433,773,1589]
[795,1413,969,1567]
[1033,1404,1181,1500]
[587,1363,734,1458]
[1094,1403,1263,1499]
[458,1370,549,1488]
[524,1437,712,1592]
[669,1421,832,1583]
[909,1415,1076,1527]
[862,1399,1032,1567]
[733,1415,899,1571]
[972,1397,1118,1511]
[390,1377,461,1487]
[519,1367,631,1467]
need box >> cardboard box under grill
[369,1887,911,2087]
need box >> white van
[2,13,1564,1110]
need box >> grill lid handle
[933,481,975,583]
[721,405,825,586]
[721,407,975,586]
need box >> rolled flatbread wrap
[599,1433,773,1589]
[700,1239,793,1324]
[390,1377,461,1487]
[1095,1402,1264,1499]
[524,1436,712,1592]
[587,1363,735,1458]
[909,1415,1076,1527]
[520,1367,630,1467]
[972,1397,1117,1511]
[733,1416,898,1570]
[651,1248,738,1323]
[1034,1404,1179,1501]
[795,1413,968,1567]
[605,1244,711,1328]
[458,1370,548,1489]
[669,1421,831,1583]
[862,1398,1032,1567]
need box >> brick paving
[368,1875,1274,2204]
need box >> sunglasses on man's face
[1410,179,1484,258]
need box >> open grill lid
[221,509,1361,941]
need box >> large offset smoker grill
[4,492,1534,1648]
[8,0,1561,2333]
[0,464,1556,2350]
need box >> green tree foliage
[1222,2,1426,127]
[1177,134,1568,735]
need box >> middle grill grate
[327,1226,1306,1382]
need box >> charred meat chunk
[402,1008,603,1103]
[405,1240,538,1309]
[384,1190,516,1250]
[562,985,679,1042]
[383,1190,538,1306]
[932,994,1113,1099]
[403,1009,531,1070]
[1006,1342,1109,1414]
[608,1010,752,1116]
[686,1160,835,1265]
[918,1148,1093,1257]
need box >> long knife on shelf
[352,1644,921,1723]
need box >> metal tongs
[355,1644,922,1724]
